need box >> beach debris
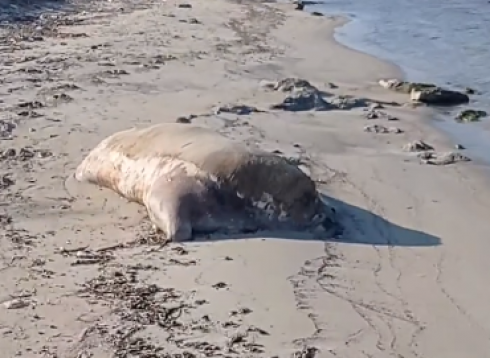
[418,151,471,165]
[455,109,487,122]
[214,104,262,115]
[0,147,52,161]
[71,249,114,266]
[364,109,399,120]
[403,140,434,152]
[0,174,15,190]
[271,86,333,111]
[379,79,470,106]
[3,298,31,310]
[295,0,305,10]
[291,346,319,358]
[364,124,403,134]
[368,102,384,111]
[329,95,368,109]
[379,79,436,94]
[176,114,197,123]
[212,282,228,289]
[103,69,129,77]
[260,78,315,92]
[0,119,17,140]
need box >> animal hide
[75,123,327,240]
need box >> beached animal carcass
[75,123,333,241]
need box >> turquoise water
[313,0,490,162]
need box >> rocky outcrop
[270,86,334,111]
[455,109,487,122]
[379,79,470,106]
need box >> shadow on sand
[192,195,441,247]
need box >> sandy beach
[2,0,490,357]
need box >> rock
[410,87,469,106]
[455,109,487,122]
[311,11,323,16]
[4,298,30,309]
[379,79,437,94]
[465,87,476,95]
[379,79,470,106]
[214,104,261,115]
[271,86,333,111]
[455,144,466,150]
[364,124,403,134]
[329,95,368,110]
[260,78,315,92]
[295,1,305,10]
[418,151,471,165]
[176,114,197,123]
[368,102,384,111]
[178,3,192,8]
[403,140,434,152]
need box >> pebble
[4,298,30,309]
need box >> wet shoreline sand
[2,0,490,357]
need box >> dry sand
[1,0,490,357]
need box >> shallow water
[313,0,490,163]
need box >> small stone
[455,144,465,150]
[178,3,192,8]
[403,140,434,152]
[212,282,228,289]
[4,298,30,309]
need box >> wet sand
[2,0,490,357]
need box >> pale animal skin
[75,123,329,241]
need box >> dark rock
[271,86,333,111]
[295,1,305,10]
[465,87,476,95]
[178,3,192,8]
[215,104,261,115]
[411,87,469,106]
[176,114,197,123]
[455,109,487,122]
[311,11,323,16]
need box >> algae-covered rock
[378,79,437,94]
[455,109,487,122]
[379,79,470,106]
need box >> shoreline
[2,0,490,357]
[317,4,490,167]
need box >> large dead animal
[75,124,332,241]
